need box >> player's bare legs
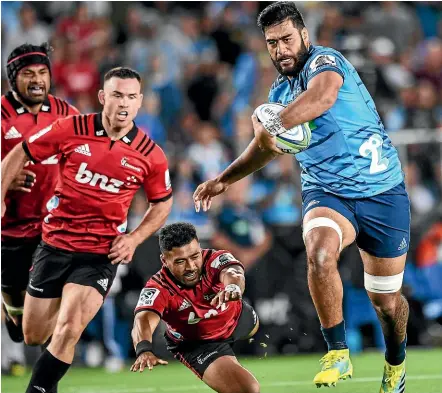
[361,251,408,392]
[303,207,356,386]
[303,207,356,327]
[48,283,103,363]
[23,295,61,346]
[25,284,103,393]
[203,356,260,393]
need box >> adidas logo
[97,278,108,291]
[306,200,320,210]
[398,238,407,251]
[74,144,91,156]
[33,386,46,393]
[5,126,22,139]
[178,299,191,311]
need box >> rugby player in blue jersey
[194,3,409,392]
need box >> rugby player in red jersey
[1,67,173,393]
[132,222,260,393]
[1,42,79,346]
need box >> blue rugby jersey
[268,45,404,198]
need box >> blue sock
[385,336,407,366]
[321,320,348,351]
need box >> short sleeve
[305,51,346,85]
[206,250,244,283]
[134,282,169,317]
[23,117,72,163]
[143,145,172,203]
[68,104,80,116]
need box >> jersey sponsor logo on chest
[75,162,124,194]
[4,126,22,139]
[121,157,141,173]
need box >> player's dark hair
[257,1,306,33]
[6,42,52,92]
[159,223,199,253]
[103,67,141,84]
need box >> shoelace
[319,353,345,370]
[384,368,403,389]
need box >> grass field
[2,348,442,393]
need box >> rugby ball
[254,103,312,154]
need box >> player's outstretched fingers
[156,359,168,366]
[210,292,222,307]
[193,184,205,212]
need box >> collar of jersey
[93,112,139,145]
[6,91,51,115]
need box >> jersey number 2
[359,134,389,174]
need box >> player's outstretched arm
[211,265,245,309]
[108,197,173,265]
[131,311,168,372]
[1,143,30,216]
[193,138,279,212]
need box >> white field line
[61,374,442,393]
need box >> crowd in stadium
[1,1,441,374]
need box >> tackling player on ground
[1,67,173,393]
[194,3,409,392]
[132,222,260,393]
[1,42,78,374]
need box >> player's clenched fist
[193,179,229,212]
[251,114,283,155]
[108,234,138,265]
[9,169,36,193]
[211,284,242,309]
[130,352,168,372]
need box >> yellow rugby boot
[313,349,353,388]
[379,360,406,393]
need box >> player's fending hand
[108,234,137,265]
[130,351,168,373]
[8,169,36,193]
[193,179,229,212]
[210,284,242,309]
[251,115,284,155]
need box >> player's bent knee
[303,217,343,252]
[307,246,338,271]
[245,380,260,393]
[23,328,51,346]
[52,321,83,346]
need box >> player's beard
[16,84,47,107]
[272,39,310,77]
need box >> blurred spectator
[386,80,440,130]
[211,179,272,270]
[363,2,421,55]
[413,39,442,92]
[4,3,50,63]
[135,91,167,146]
[56,3,100,56]
[405,161,437,216]
[187,122,230,181]
[52,40,100,105]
